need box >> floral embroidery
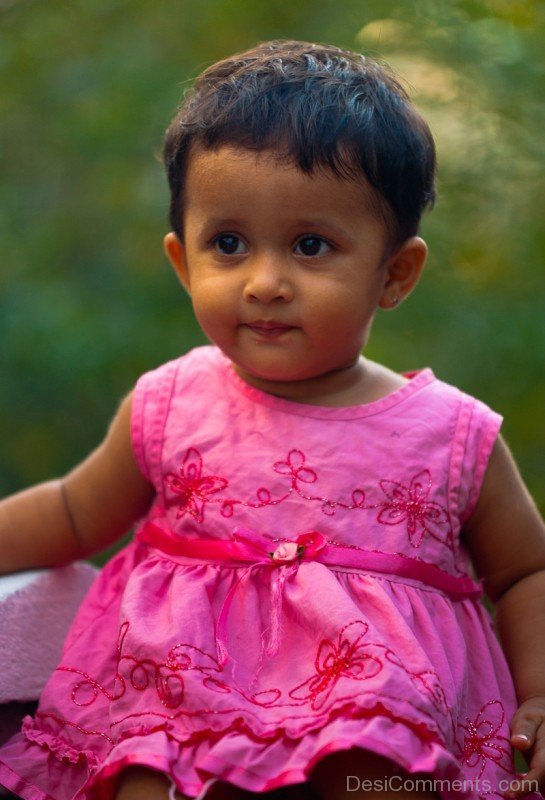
[278,450,367,517]
[274,450,317,485]
[163,448,453,552]
[59,619,447,723]
[53,617,511,774]
[250,689,282,706]
[409,670,448,714]
[457,700,513,778]
[60,621,224,711]
[289,620,382,710]
[383,649,448,714]
[377,470,452,548]
[165,447,228,522]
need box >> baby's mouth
[244,321,295,337]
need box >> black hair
[163,39,436,248]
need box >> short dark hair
[163,39,436,248]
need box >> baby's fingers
[504,766,544,799]
[511,732,534,752]
[510,707,542,751]
[506,719,545,798]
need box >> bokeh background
[1,0,544,563]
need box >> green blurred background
[1,0,544,557]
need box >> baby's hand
[507,697,545,798]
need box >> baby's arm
[0,393,155,573]
[465,435,545,796]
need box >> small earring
[391,296,399,306]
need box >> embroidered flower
[384,649,448,713]
[289,620,382,710]
[166,643,221,674]
[377,469,451,547]
[165,448,228,522]
[274,449,317,485]
[457,700,513,778]
[62,622,229,715]
[156,665,185,709]
[410,670,448,713]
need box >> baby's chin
[230,352,321,379]
[230,358,361,397]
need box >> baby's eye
[213,234,247,255]
[294,236,332,257]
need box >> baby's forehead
[188,141,359,175]
[186,143,381,213]
[181,143,390,249]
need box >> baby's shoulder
[366,362,502,462]
[362,358,459,408]
[134,345,223,396]
[363,359,408,401]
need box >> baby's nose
[242,255,293,303]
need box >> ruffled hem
[22,716,99,767]
[0,719,100,800]
[88,712,468,800]
[105,691,443,749]
[1,708,475,800]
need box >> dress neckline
[217,349,436,421]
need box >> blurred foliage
[1,0,544,546]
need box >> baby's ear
[378,236,428,310]
[163,232,191,294]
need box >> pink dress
[0,346,524,799]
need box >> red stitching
[164,448,453,551]
[456,700,513,777]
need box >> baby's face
[165,145,395,397]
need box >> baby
[1,39,545,800]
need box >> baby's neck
[232,358,408,408]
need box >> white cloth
[0,564,98,703]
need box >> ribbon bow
[216,527,327,664]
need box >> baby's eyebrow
[199,216,352,237]
[200,217,246,231]
[287,218,360,248]
[208,217,244,227]
[193,218,247,239]
[294,219,351,238]
[191,214,361,248]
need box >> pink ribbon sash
[137,522,481,664]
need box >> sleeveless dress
[0,346,524,800]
